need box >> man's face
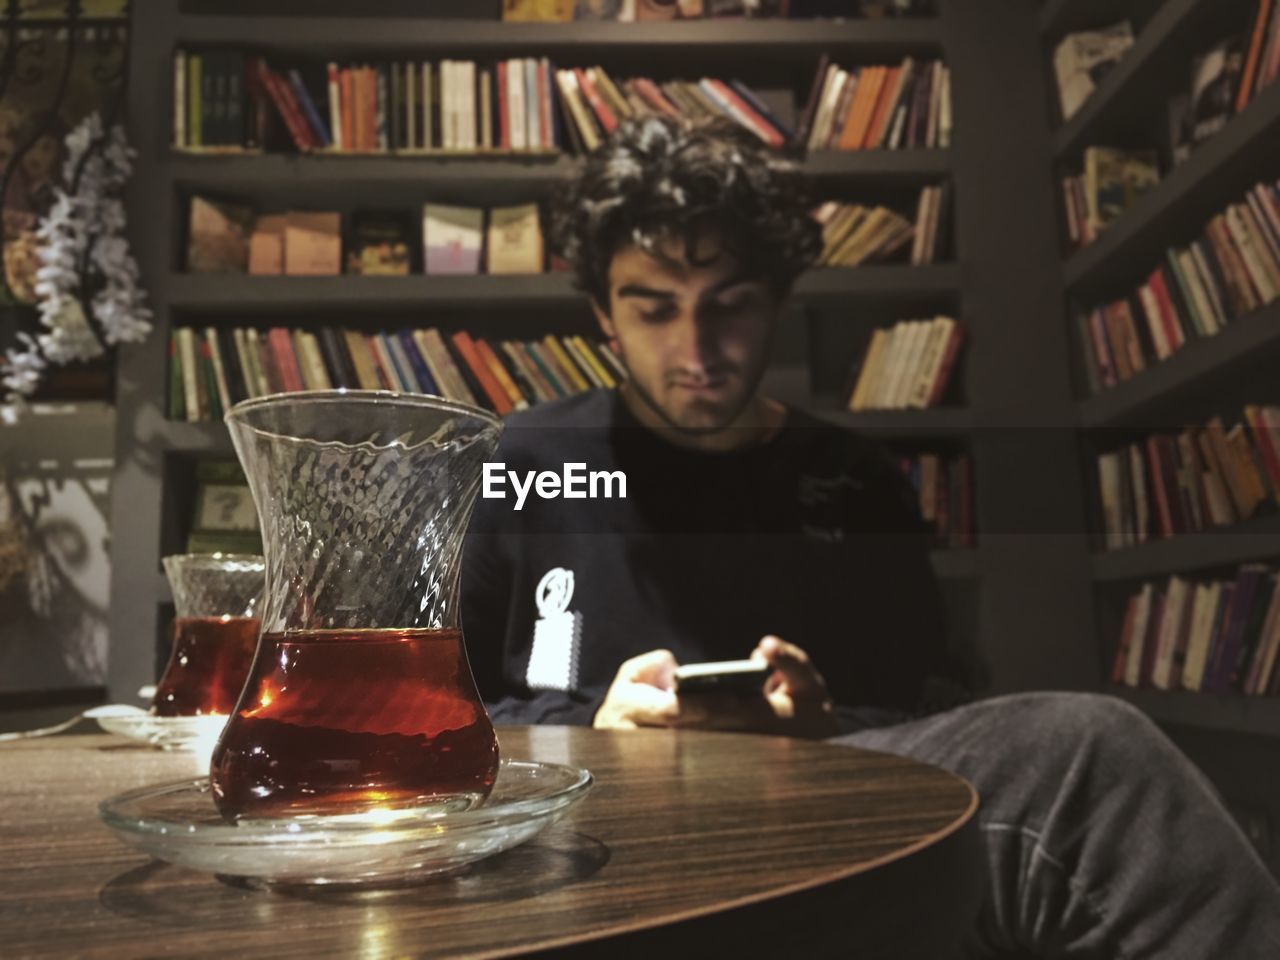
[595,229,780,435]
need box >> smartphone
[673,659,770,696]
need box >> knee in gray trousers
[838,692,1280,959]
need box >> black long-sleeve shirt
[461,389,950,730]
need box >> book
[187,53,203,147]
[1182,581,1224,691]
[502,342,553,402]
[387,331,433,394]
[526,341,572,396]
[188,459,261,555]
[288,68,332,148]
[419,329,478,406]
[503,0,575,19]
[1053,23,1134,122]
[370,333,407,391]
[1123,584,1157,687]
[1208,566,1268,693]
[267,328,305,393]
[423,205,484,274]
[451,331,513,413]
[486,204,544,274]
[1248,577,1280,694]
[205,328,232,413]
[295,331,333,390]
[1152,576,1192,689]
[1083,147,1160,236]
[247,214,285,275]
[475,337,530,410]
[1189,37,1246,145]
[173,50,187,147]
[346,212,412,276]
[187,196,253,273]
[1232,573,1278,690]
[284,211,342,275]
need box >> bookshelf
[109,0,1099,718]
[161,265,963,313]
[172,15,945,59]
[1051,0,1241,157]
[1077,301,1280,429]
[1064,82,1280,296]
[1091,514,1280,582]
[1045,0,1280,741]
[169,149,951,190]
[1109,687,1280,737]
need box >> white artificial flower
[7,112,153,417]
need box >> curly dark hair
[550,116,822,308]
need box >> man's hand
[592,649,680,730]
[676,636,838,739]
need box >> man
[462,117,1280,957]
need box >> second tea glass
[153,553,264,718]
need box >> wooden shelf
[1076,302,1280,429]
[809,407,972,437]
[1052,0,1217,160]
[157,406,973,448]
[163,265,959,313]
[1064,82,1280,297]
[929,548,980,581]
[1109,687,1280,738]
[170,151,577,188]
[801,149,951,181]
[1038,0,1081,37]
[796,264,961,300]
[160,420,235,454]
[169,149,950,188]
[165,273,581,311]
[1092,514,1280,582]
[1039,0,1163,41]
[175,16,943,59]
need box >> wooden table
[1,727,981,958]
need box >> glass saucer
[93,710,229,753]
[98,759,593,888]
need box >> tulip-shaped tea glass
[153,554,264,717]
[212,391,502,821]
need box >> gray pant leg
[839,692,1280,959]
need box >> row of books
[1076,178,1280,395]
[898,452,973,548]
[815,187,949,267]
[171,50,954,156]
[1112,564,1280,698]
[800,56,951,152]
[553,66,791,152]
[173,50,800,156]
[168,326,627,423]
[188,196,547,276]
[845,316,963,411]
[502,1,932,21]
[1060,147,1159,250]
[174,52,568,154]
[1095,407,1280,551]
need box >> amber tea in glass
[212,627,498,817]
[213,391,502,820]
[153,554,264,717]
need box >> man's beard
[616,351,759,438]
